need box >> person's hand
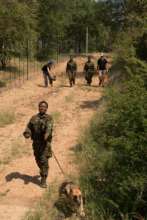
[23,132,30,139]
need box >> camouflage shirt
[84,61,95,73]
[24,113,53,143]
[66,60,77,73]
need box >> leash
[52,150,65,176]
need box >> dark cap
[48,60,55,65]
[38,101,48,108]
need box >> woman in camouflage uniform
[23,101,53,188]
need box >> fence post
[56,33,59,63]
[19,52,21,83]
[26,40,29,80]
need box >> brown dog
[59,181,85,218]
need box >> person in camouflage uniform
[66,56,77,87]
[84,56,95,86]
[41,60,56,87]
[23,101,53,188]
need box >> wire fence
[0,40,70,91]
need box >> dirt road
[0,57,103,220]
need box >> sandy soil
[0,56,103,220]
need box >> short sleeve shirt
[97,58,107,70]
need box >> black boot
[40,176,47,188]
[73,79,75,85]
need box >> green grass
[65,93,74,103]
[24,185,59,220]
[0,58,42,86]
[0,138,31,169]
[11,139,31,158]
[0,189,10,198]
[23,179,82,220]
[0,80,6,88]
[51,111,61,123]
[0,111,15,127]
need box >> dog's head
[70,187,86,217]
[60,182,86,217]
[70,187,82,206]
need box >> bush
[77,75,147,219]
[136,32,147,61]
[110,55,147,88]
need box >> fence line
[0,39,90,91]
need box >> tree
[37,0,70,60]
[0,0,37,68]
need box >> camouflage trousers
[85,71,94,85]
[67,71,76,87]
[43,71,53,87]
[32,141,52,178]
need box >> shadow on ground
[37,84,46,88]
[80,97,104,110]
[5,172,40,186]
[59,85,71,88]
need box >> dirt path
[0,56,103,220]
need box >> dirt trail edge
[0,56,103,220]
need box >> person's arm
[47,66,52,75]
[97,59,100,70]
[92,63,95,72]
[44,117,53,141]
[105,59,108,72]
[84,63,87,72]
[75,62,77,71]
[66,63,69,73]
[74,62,77,72]
[23,119,32,139]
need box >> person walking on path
[84,56,95,86]
[66,56,77,87]
[23,101,53,188]
[41,60,56,87]
[97,53,108,87]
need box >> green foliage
[76,1,147,212]
[0,111,15,127]
[78,73,147,219]
[51,111,61,123]
[136,32,147,61]
[110,55,147,86]
[0,0,37,68]
[24,186,61,220]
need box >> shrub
[78,75,147,219]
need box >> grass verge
[0,111,15,127]
[0,137,31,169]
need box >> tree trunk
[1,59,6,69]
